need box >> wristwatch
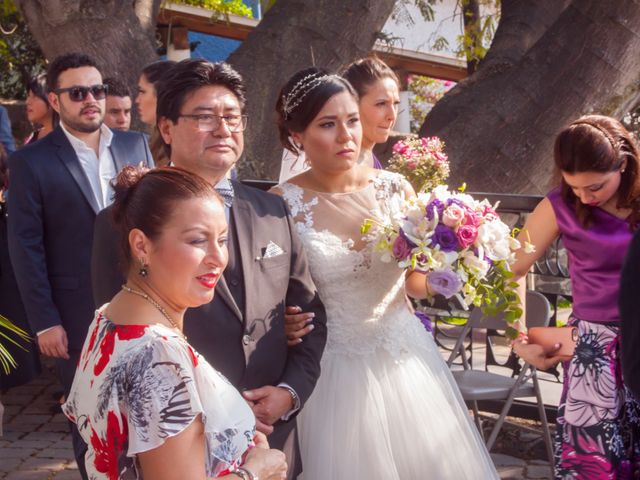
[235,467,259,480]
[280,385,300,411]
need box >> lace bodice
[278,171,429,356]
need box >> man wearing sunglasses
[7,52,152,479]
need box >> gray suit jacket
[91,180,327,478]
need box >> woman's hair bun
[111,164,149,226]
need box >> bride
[271,67,498,479]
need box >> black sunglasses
[54,84,108,102]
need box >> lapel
[231,182,256,323]
[51,127,100,214]
[107,131,129,171]
[216,274,243,321]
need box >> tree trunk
[420,0,640,194]
[228,0,396,179]
[14,0,159,119]
[461,0,481,75]
[422,0,570,135]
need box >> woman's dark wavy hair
[275,67,358,154]
[341,56,399,98]
[140,60,177,89]
[27,73,59,129]
[110,166,222,271]
[554,114,640,229]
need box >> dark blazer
[91,180,327,478]
[7,126,152,351]
[620,228,640,400]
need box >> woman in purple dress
[512,115,640,478]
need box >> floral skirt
[554,318,640,479]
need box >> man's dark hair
[156,59,246,125]
[103,77,131,98]
[47,53,102,91]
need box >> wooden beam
[158,2,467,81]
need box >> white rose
[442,204,466,228]
[462,252,490,278]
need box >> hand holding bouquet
[363,185,533,338]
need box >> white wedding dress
[278,171,498,480]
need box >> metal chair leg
[532,371,555,470]
[472,400,484,440]
[485,367,531,450]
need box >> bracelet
[235,467,259,480]
[280,385,299,410]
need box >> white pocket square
[263,241,285,258]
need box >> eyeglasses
[54,84,108,102]
[178,114,248,133]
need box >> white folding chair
[446,290,555,465]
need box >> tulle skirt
[298,331,498,479]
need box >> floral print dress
[548,188,640,479]
[63,308,256,479]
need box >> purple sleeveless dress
[548,188,640,479]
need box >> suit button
[231,279,239,287]
[242,334,251,346]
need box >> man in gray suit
[8,52,152,479]
[91,59,327,479]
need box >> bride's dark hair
[276,67,358,154]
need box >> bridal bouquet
[362,185,532,338]
[387,136,450,193]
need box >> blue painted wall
[188,0,260,62]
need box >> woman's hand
[284,305,315,346]
[512,335,566,370]
[242,444,288,480]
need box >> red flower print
[94,324,148,376]
[187,345,199,367]
[90,410,128,480]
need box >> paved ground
[0,364,78,480]
[0,353,557,479]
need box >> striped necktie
[216,182,235,209]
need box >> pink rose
[463,210,481,227]
[482,205,498,222]
[442,204,465,228]
[435,152,448,164]
[406,159,418,170]
[393,141,409,155]
[457,224,478,248]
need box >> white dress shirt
[60,122,116,209]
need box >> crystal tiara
[282,72,330,119]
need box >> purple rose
[427,270,462,298]
[430,224,459,252]
[447,198,466,208]
[425,200,445,221]
[392,234,413,260]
